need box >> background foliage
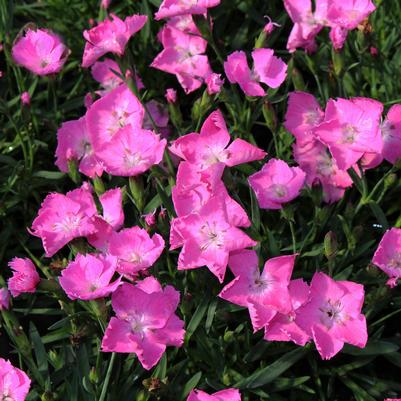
[1,0,401,400]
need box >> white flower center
[199,221,225,251]
[319,299,346,329]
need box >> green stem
[98,353,116,401]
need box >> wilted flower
[12,28,69,75]
[0,288,10,310]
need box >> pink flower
[30,184,97,257]
[101,0,111,9]
[86,84,144,151]
[7,258,40,297]
[143,210,156,227]
[315,97,383,170]
[284,91,324,144]
[172,162,251,228]
[263,15,281,35]
[109,227,165,275]
[12,28,69,75]
[249,159,306,210]
[151,23,212,94]
[59,253,121,300]
[370,46,378,56]
[95,125,166,176]
[187,388,241,401]
[101,277,185,370]
[219,250,296,331]
[382,105,401,164]
[205,73,224,95]
[327,0,376,31]
[165,88,177,103]
[0,288,10,310]
[155,0,221,20]
[170,110,266,170]
[55,115,103,178]
[372,228,401,287]
[296,272,367,360]
[264,279,310,346]
[329,26,349,50]
[82,14,148,67]
[0,358,31,401]
[20,91,30,105]
[143,100,169,131]
[224,49,287,96]
[91,59,123,93]
[170,194,256,282]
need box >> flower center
[342,124,359,144]
[319,299,346,329]
[199,221,225,251]
[123,150,143,169]
[270,184,288,198]
[52,214,82,233]
[389,252,401,270]
[304,110,321,126]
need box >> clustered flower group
[3,0,399,400]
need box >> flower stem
[98,353,116,401]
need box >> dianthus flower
[8,258,40,297]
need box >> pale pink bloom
[55,115,103,178]
[82,14,148,67]
[0,288,10,310]
[91,59,123,93]
[155,0,221,20]
[101,277,185,370]
[87,188,124,251]
[284,0,327,53]
[95,125,166,176]
[7,258,40,297]
[284,91,324,143]
[109,227,165,275]
[264,279,310,346]
[165,88,177,103]
[382,105,401,164]
[187,388,241,401]
[86,84,144,151]
[0,358,31,401]
[151,23,212,94]
[372,228,401,287]
[249,159,306,210]
[170,110,266,170]
[263,15,281,35]
[30,184,97,257]
[205,73,224,95]
[170,194,256,282]
[219,250,296,331]
[143,210,156,227]
[20,91,30,105]
[167,14,201,34]
[224,49,287,96]
[296,272,367,360]
[12,28,69,75]
[315,97,383,170]
[327,0,376,31]
[172,162,251,227]
[59,253,121,300]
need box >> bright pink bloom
[170,110,266,170]
[82,14,148,67]
[151,23,212,94]
[109,227,165,275]
[55,116,103,178]
[155,0,220,20]
[249,159,306,210]
[372,228,401,287]
[7,258,40,297]
[315,97,383,170]
[59,253,121,300]
[187,388,241,401]
[21,91,30,105]
[95,125,166,176]
[101,277,185,370]
[172,162,251,228]
[0,288,10,310]
[0,358,31,401]
[296,272,367,360]
[264,279,310,346]
[12,28,69,75]
[86,84,144,151]
[219,250,296,331]
[284,91,324,143]
[382,105,401,164]
[206,73,224,95]
[170,194,256,282]
[224,49,287,96]
[165,88,177,103]
[30,184,97,257]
